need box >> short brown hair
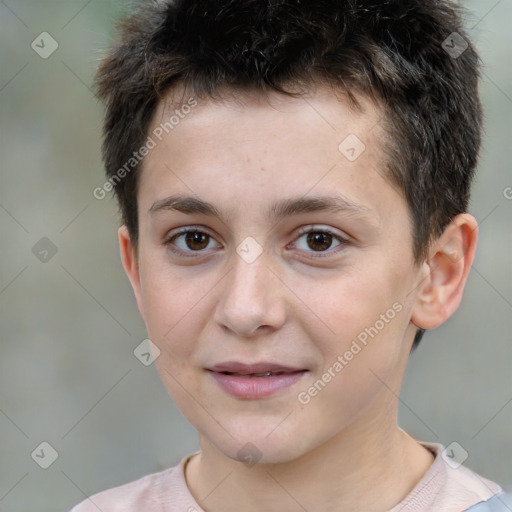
[94,0,483,349]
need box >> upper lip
[208,361,307,375]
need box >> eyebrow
[149,194,374,223]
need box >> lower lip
[208,370,307,399]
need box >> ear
[118,225,146,323]
[411,213,478,330]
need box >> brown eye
[165,228,221,256]
[182,231,210,250]
[306,231,334,252]
[292,226,349,259]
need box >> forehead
[151,84,383,137]
[139,85,400,227]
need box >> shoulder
[465,491,512,511]
[426,442,503,505]
[69,458,189,512]
[391,440,506,512]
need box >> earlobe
[118,225,146,322]
[411,213,478,331]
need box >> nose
[213,247,287,338]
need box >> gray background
[0,1,510,511]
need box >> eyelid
[294,224,349,240]
[163,225,214,242]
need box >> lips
[209,361,305,376]
[207,361,308,399]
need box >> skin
[119,85,478,512]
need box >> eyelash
[163,225,350,260]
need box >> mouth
[208,361,307,376]
[216,370,296,377]
[206,362,308,399]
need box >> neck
[185,407,434,512]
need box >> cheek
[296,260,410,400]
[138,246,193,313]
[302,265,405,345]
[137,254,208,361]
[292,273,407,431]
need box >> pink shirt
[70,442,502,512]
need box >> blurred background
[0,1,510,511]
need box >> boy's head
[94,0,481,464]
[95,0,482,351]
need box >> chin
[204,422,314,466]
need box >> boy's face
[121,87,426,464]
